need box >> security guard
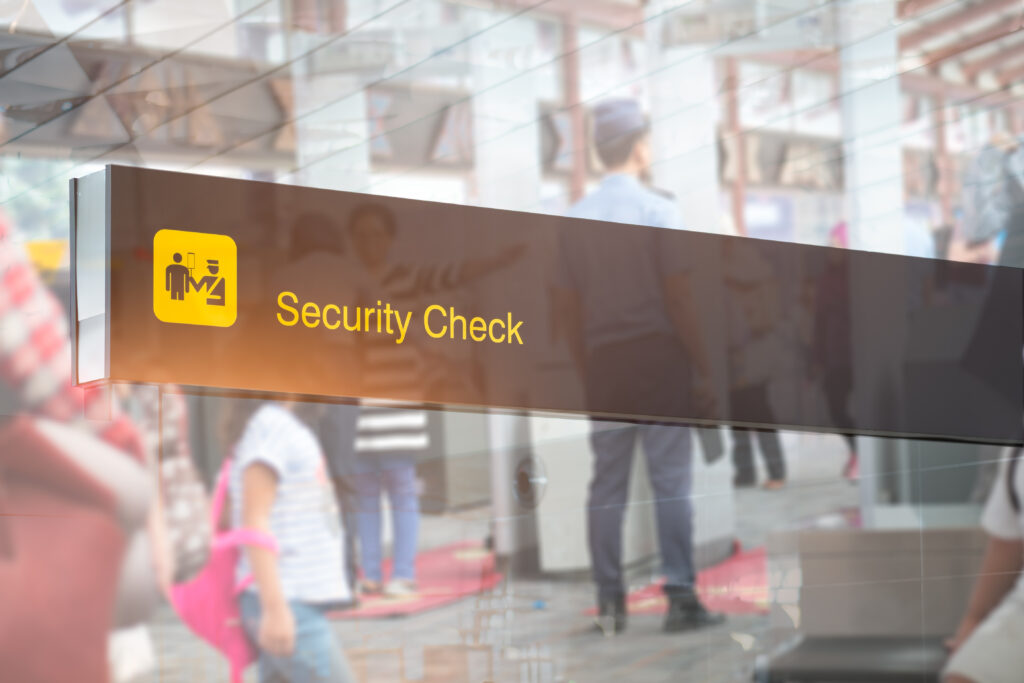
[554,98,723,635]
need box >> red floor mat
[332,540,504,619]
[586,545,769,617]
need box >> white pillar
[470,15,543,557]
[290,69,369,193]
[647,44,723,235]
[471,26,542,212]
[838,0,905,255]
[837,0,906,525]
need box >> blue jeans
[588,422,695,600]
[238,592,355,683]
[354,454,419,582]
[318,404,362,594]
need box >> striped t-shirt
[231,403,350,604]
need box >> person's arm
[662,271,715,410]
[456,243,527,285]
[652,203,717,411]
[242,462,294,657]
[552,285,585,379]
[948,535,1024,652]
[147,488,174,597]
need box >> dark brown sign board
[71,165,1023,445]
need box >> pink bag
[169,458,277,683]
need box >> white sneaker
[384,578,417,598]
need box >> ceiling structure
[0,0,1019,177]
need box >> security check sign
[71,165,1024,446]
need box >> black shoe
[733,474,756,488]
[663,592,725,633]
[594,593,627,636]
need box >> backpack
[962,143,1020,244]
[168,457,277,683]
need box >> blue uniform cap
[592,98,648,147]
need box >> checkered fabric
[0,213,143,460]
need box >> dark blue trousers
[584,334,696,601]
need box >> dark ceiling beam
[900,0,1021,52]
[492,0,644,34]
[996,59,1024,86]
[747,50,1022,112]
[962,37,1024,79]
[899,0,959,20]
[919,21,1022,66]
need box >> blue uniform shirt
[568,174,682,229]
[559,174,692,352]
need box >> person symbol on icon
[165,253,189,301]
[189,259,226,306]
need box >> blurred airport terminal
[2,0,1024,681]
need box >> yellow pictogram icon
[153,229,237,327]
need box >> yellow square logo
[153,229,237,327]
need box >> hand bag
[169,456,277,683]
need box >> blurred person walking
[554,98,724,635]
[229,400,356,683]
[0,211,156,683]
[944,447,1024,683]
[816,222,859,480]
[992,135,1024,268]
[345,203,523,598]
[724,241,786,489]
[961,133,1024,267]
[346,204,426,599]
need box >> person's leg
[381,455,419,584]
[642,423,724,632]
[279,603,356,683]
[322,405,362,597]
[823,368,858,476]
[729,385,759,486]
[239,593,286,683]
[353,455,384,586]
[730,427,756,487]
[841,433,856,452]
[744,383,785,483]
[753,428,786,484]
[240,593,357,683]
[823,368,851,427]
[640,423,695,591]
[841,431,859,478]
[338,490,360,596]
[587,422,637,602]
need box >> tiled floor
[148,432,857,682]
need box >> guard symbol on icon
[190,258,226,306]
